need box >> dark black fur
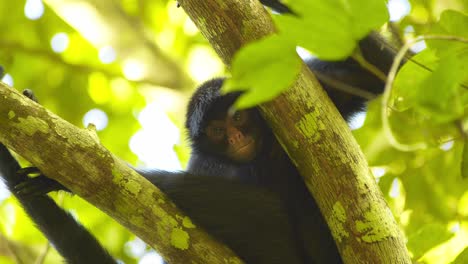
[0,1,403,263]
[260,0,293,13]
[0,145,116,264]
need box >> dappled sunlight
[1,74,13,87]
[388,0,411,21]
[110,78,134,102]
[439,140,454,151]
[458,191,468,217]
[139,251,164,264]
[88,72,111,104]
[45,0,111,45]
[0,181,10,203]
[130,103,181,171]
[51,32,69,53]
[82,108,109,131]
[389,177,402,198]
[410,39,427,53]
[123,60,146,81]
[188,46,224,82]
[349,111,367,130]
[156,29,176,52]
[183,17,199,36]
[126,238,164,264]
[1,201,16,237]
[371,166,387,179]
[24,0,44,20]
[420,224,468,264]
[99,46,117,64]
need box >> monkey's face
[203,109,264,163]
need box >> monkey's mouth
[235,141,253,153]
[229,140,257,162]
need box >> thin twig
[314,71,377,100]
[352,51,387,82]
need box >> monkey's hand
[12,89,60,197]
[14,167,70,197]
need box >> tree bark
[0,82,242,263]
[179,0,411,262]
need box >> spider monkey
[0,1,404,263]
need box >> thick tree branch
[179,0,411,262]
[0,82,242,263]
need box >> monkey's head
[186,79,271,163]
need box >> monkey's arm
[0,144,116,264]
[308,33,404,121]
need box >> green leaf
[223,35,301,109]
[416,52,467,123]
[452,247,468,264]
[428,10,468,58]
[392,48,468,124]
[0,257,15,264]
[392,50,438,111]
[407,223,454,258]
[274,0,388,60]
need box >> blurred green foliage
[0,0,467,263]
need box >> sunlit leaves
[275,0,388,60]
[354,99,468,263]
[422,10,468,122]
[393,50,467,124]
[392,50,436,111]
[227,0,389,108]
[453,247,468,264]
[223,35,301,109]
[407,223,454,258]
[418,53,467,122]
[427,10,468,58]
[388,10,468,151]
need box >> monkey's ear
[185,78,224,139]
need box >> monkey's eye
[213,127,224,135]
[232,111,243,122]
[206,126,225,141]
